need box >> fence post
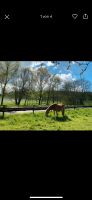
[2,105,6,119]
[2,111,4,118]
[33,105,34,114]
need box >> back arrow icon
[72,14,78,19]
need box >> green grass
[0,108,92,130]
[0,98,65,107]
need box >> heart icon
[72,14,78,19]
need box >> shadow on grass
[51,115,71,122]
[0,115,5,119]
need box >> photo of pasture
[0,61,92,130]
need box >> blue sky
[1,61,91,93]
[20,61,92,91]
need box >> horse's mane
[46,103,57,109]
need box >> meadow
[0,108,92,130]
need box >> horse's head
[45,109,49,116]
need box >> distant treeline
[2,90,92,106]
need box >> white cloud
[46,61,55,66]
[30,62,44,67]
[26,61,55,68]
[6,83,14,92]
[54,66,58,69]
[71,61,76,64]
[0,83,14,94]
[75,85,82,92]
[56,73,76,83]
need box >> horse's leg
[45,111,48,116]
[56,111,58,117]
[62,108,64,117]
[48,110,50,116]
[63,108,65,116]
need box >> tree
[51,76,61,103]
[62,81,73,92]
[35,64,50,105]
[62,78,91,105]
[13,67,34,106]
[0,61,19,106]
[78,78,91,104]
[51,61,90,75]
[62,81,73,104]
[79,78,91,93]
[46,75,53,105]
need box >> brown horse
[45,103,65,117]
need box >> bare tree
[51,76,61,103]
[51,61,90,75]
[35,64,50,105]
[62,78,91,105]
[13,67,34,106]
[79,78,91,93]
[46,75,53,105]
[62,81,73,92]
[0,61,19,106]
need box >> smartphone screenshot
[0,3,92,199]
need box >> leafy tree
[13,67,34,105]
[0,61,19,105]
[35,64,50,105]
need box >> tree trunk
[1,86,6,106]
[14,89,23,106]
[57,93,58,104]
[15,96,22,106]
[1,94,4,106]
[52,93,55,103]
[24,97,29,106]
[46,98,49,105]
[39,91,42,105]
[47,90,50,105]
[1,95,4,106]
[39,98,41,105]
[15,90,18,105]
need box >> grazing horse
[45,103,65,117]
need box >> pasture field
[0,108,92,130]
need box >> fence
[0,105,92,118]
[0,105,48,118]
